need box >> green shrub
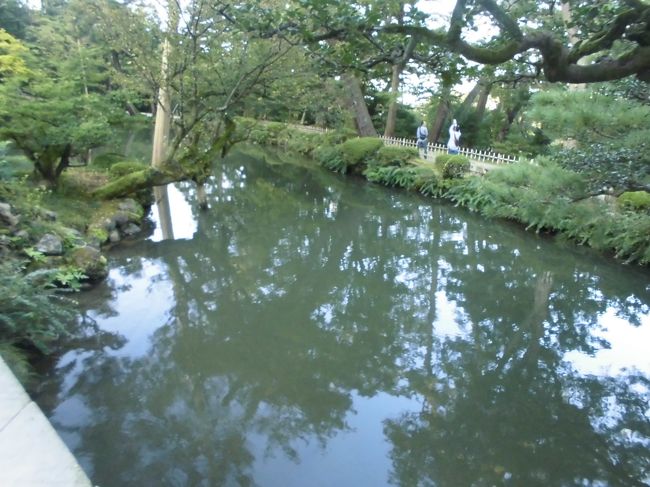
[369,146,418,168]
[0,260,76,378]
[365,166,418,189]
[618,191,650,211]
[324,129,356,145]
[441,155,470,179]
[287,132,322,156]
[314,145,348,174]
[435,154,453,166]
[340,137,384,166]
[109,161,148,178]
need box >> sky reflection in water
[34,148,650,487]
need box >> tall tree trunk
[383,35,418,138]
[151,2,180,220]
[342,73,377,137]
[497,103,522,141]
[430,94,450,143]
[383,64,401,137]
[151,1,179,170]
[459,81,481,113]
[475,81,491,121]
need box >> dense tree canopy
[247,0,650,84]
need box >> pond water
[32,147,650,487]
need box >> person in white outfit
[416,121,429,157]
[447,119,461,154]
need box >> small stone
[13,229,29,241]
[112,212,130,228]
[35,233,63,256]
[121,223,141,237]
[108,229,120,243]
[118,198,141,214]
[0,202,19,227]
[41,209,57,221]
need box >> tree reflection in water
[33,148,650,486]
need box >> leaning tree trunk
[342,73,377,137]
[459,81,481,113]
[383,64,402,138]
[475,82,491,121]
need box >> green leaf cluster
[0,260,75,370]
[340,137,384,166]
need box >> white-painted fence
[282,123,521,168]
[379,136,519,165]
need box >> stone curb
[0,357,92,487]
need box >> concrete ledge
[0,357,92,487]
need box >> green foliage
[340,137,383,167]
[0,28,29,77]
[551,143,650,194]
[110,161,148,178]
[53,266,87,291]
[618,191,650,211]
[368,146,418,168]
[445,162,587,228]
[286,132,322,156]
[323,129,356,145]
[419,176,457,198]
[365,166,418,190]
[92,152,126,170]
[435,154,453,166]
[23,247,46,263]
[0,260,75,355]
[602,212,650,264]
[528,89,650,144]
[441,155,470,179]
[314,145,347,174]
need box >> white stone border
[0,357,92,487]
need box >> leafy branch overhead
[229,0,650,84]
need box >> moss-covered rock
[618,191,650,211]
[69,245,108,282]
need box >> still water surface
[33,148,650,486]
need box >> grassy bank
[236,118,650,266]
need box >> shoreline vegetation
[233,117,650,268]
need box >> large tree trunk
[151,0,179,170]
[151,38,173,170]
[475,82,491,121]
[430,95,450,143]
[383,64,401,138]
[497,103,522,141]
[383,34,418,138]
[342,73,377,137]
[459,82,481,113]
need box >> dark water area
[31,147,650,486]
